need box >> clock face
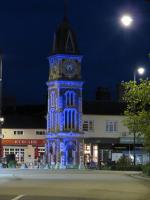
[63,61,76,77]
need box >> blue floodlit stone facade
[46,18,84,169]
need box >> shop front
[84,138,120,168]
[2,139,45,164]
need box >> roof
[51,17,79,55]
[2,105,47,129]
[3,114,46,129]
[1,101,126,129]
[83,101,126,115]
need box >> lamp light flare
[137,67,145,75]
[120,14,133,27]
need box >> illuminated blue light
[47,80,83,88]
[46,50,84,168]
[48,54,83,63]
[47,132,83,138]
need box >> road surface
[0,169,149,200]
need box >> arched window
[64,109,76,131]
[69,110,71,129]
[66,31,75,53]
[65,91,75,107]
[72,110,75,129]
[65,110,67,129]
[70,93,73,105]
[51,91,56,107]
[50,109,55,130]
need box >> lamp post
[0,117,4,159]
[0,52,4,160]
[133,67,145,165]
[134,67,145,82]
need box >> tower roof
[51,17,79,55]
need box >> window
[64,109,76,130]
[65,91,75,107]
[51,91,56,107]
[3,148,24,163]
[93,145,98,162]
[50,109,55,130]
[84,144,91,154]
[89,121,94,131]
[34,147,45,159]
[83,120,94,132]
[83,121,88,131]
[14,131,24,135]
[66,31,75,52]
[106,121,118,132]
[36,131,45,135]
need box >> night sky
[1,0,150,105]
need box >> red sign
[2,139,45,146]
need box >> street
[0,169,150,200]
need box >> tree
[122,79,150,152]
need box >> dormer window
[66,31,75,53]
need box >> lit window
[3,148,24,163]
[93,145,98,162]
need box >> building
[0,102,147,166]
[1,106,46,165]
[82,101,147,166]
[46,16,84,169]
[96,86,111,101]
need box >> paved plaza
[0,169,150,200]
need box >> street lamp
[134,67,145,82]
[0,117,4,160]
[120,14,133,27]
[0,52,3,160]
[133,67,145,165]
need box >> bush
[142,163,150,176]
[111,155,142,171]
[116,155,132,170]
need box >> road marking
[11,194,25,200]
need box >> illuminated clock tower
[46,17,84,169]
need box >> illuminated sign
[2,139,45,146]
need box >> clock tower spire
[46,8,84,169]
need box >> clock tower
[46,17,84,169]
